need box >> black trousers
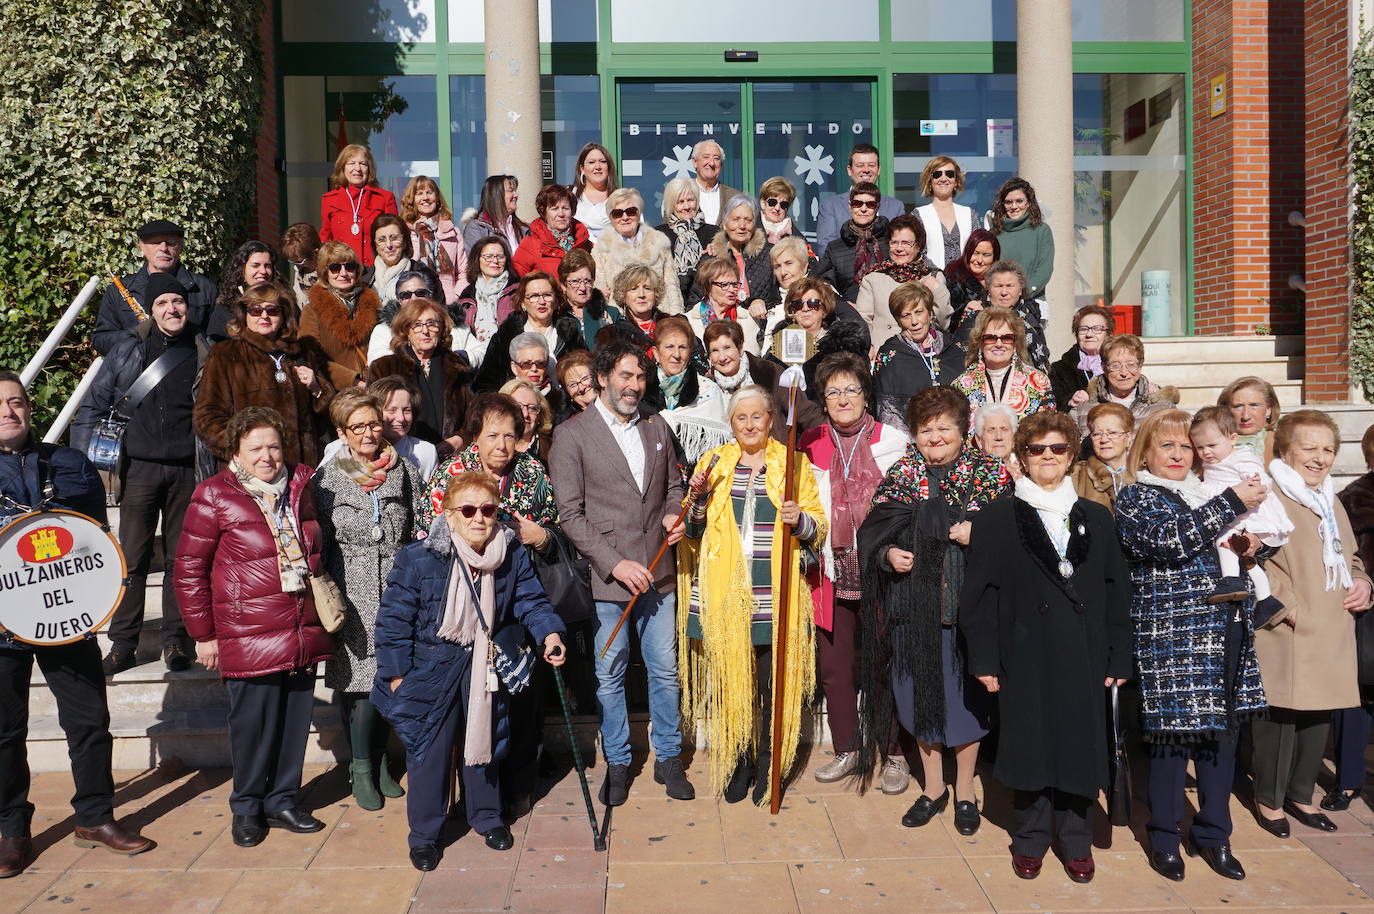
[108,458,195,652]
[1251,708,1331,809]
[223,668,315,816]
[0,640,115,836]
[1332,687,1374,792]
[1012,788,1093,859]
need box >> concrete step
[1138,334,1305,360]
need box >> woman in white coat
[913,157,975,272]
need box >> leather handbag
[309,570,347,634]
[1107,682,1133,827]
[85,346,196,476]
[531,527,594,624]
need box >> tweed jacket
[1114,481,1267,741]
[549,403,687,602]
[592,226,684,314]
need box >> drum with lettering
[0,510,127,645]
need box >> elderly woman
[872,282,961,432]
[690,194,777,315]
[973,403,1020,480]
[1049,304,1115,411]
[559,249,622,348]
[914,156,976,271]
[800,353,909,787]
[679,385,828,805]
[373,470,566,870]
[983,260,1049,371]
[961,410,1131,884]
[210,240,282,340]
[703,319,778,395]
[656,176,719,303]
[1251,410,1372,834]
[554,349,598,424]
[367,268,477,365]
[688,257,764,355]
[1334,423,1374,812]
[944,230,1000,347]
[856,215,951,347]
[402,175,465,305]
[301,240,381,389]
[314,390,423,811]
[857,386,1009,830]
[474,271,586,393]
[194,282,334,467]
[987,178,1055,300]
[319,143,398,266]
[362,213,415,308]
[609,263,672,350]
[757,177,800,243]
[648,315,728,465]
[463,174,527,252]
[321,376,438,481]
[756,236,812,350]
[1114,409,1269,882]
[1072,334,1179,442]
[765,277,868,404]
[572,142,617,242]
[368,297,475,455]
[500,379,555,464]
[457,236,519,360]
[952,307,1054,421]
[513,184,591,278]
[592,187,683,314]
[1220,376,1283,462]
[813,181,890,304]
[1071,402,1136,510]
[177,406,335,847]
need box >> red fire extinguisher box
[1110,304,1142,335]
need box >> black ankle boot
[724,756,753,804]
[752,751,772,806]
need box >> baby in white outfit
[1190,407,1292,614]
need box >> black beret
[136,219,184,239]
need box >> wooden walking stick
[598,453,720,659]
[770,373,803,815]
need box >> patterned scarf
[668,213,705,274]
[850,221,883,283]
[870,258,933,284]
[232,460,310,593]
[659,367,688,410]
[413,218,454,278]
[551,224,575,252]
[472,273,507,341]
[334,441,397,492]
[698,299,737,324]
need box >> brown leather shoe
[0,835,33,878]
[72,821,156,856]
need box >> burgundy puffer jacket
[175,463,334,678]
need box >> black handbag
[455,554,534,694]
[86,346,196,476]
[1107,682,1133,827]
[531,526,595,624]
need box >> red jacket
[512,218,591,278]
[320,185,399,266]
[175,463,334,678]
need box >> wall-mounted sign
[1210,74,1227,117]
[986,119,1014,158]
[920,119,958,136]
[541,150,553,182]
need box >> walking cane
[553,664,607,851]
[597,453,720,659]
[769,376,802,815]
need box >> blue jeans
[594,589,681,767]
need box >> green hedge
[1354,29,1374,397]
[0,0,264,426]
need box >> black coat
[472,309,586,393]
[655,221,719,301]
[368,348,475,445]
[689,231,776,306]
[871,333,962,433]
[1049,345,1093,412]
[959,495,1133,796]
[94,264,219,356]
[812,218,890,304]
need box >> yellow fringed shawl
[675,438,828,801]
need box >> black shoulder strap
[117,346,195,417]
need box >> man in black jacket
[0,372,156,878]
[92,219,218,356]
[73,274,209,674]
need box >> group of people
[0,140,1369,891]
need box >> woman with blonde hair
[913,156,974,270]
[950,307,1054,421]
[500,378,554,464]
[1218,376,1283,462]
[593,187,683,314]
[655,177,718,302]
[401,175,466,305]
[319,143,398,266]
[302,240,382,390]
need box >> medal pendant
[1335,539,1345,555]
[274,370,287,383]
[351,222,360,236]
[1058,559,1073,578]
[370,524,383,543]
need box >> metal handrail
[43,357,103,444]
[20,274,101,388]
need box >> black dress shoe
[481,825,514,851]
[102,648,136,678]
[1187,840,1245,880]
[599,763,629,807]
[231,814,267,847]
[163,643,192,672]
[1284,801,1337,832]
[1255,811,1290,838]
[654,757,696,801]
[1321,788,1360,812]
[409,844,440,871]
[901,789,949,828]
[265,807,325,833]
[1149,850,1185,881]
[953,799,981,835]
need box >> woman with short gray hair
[594,186,683,314]
[690,194,777,319]
[973,402,1020,480]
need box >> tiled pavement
[3,751,1374,913]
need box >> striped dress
[686,463,818,646]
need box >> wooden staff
[770,380,801,815]
[598,453,720,659]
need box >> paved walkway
[3,751,1373,913]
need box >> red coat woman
[320,144,399,267]
[512,184,591,278]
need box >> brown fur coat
[302,283,382,390]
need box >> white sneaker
[813,752,857,783]
[879,756,910,795]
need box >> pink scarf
[437,525,509,765]
[827,416,882,551]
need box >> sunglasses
[609,207,640,220]
[789,298,824,312]
[932,168,959,179]
[1024,443,1072,456]
[396,289,427,301]
[513,359,545,371]
[850,199,878,210]
[246,305,283,317]
[982,333,1016,345]
[328,261,360,274]
[764,197,792,209]
[453,503,498,519]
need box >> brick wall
[245,0,280,243]
[1303,0,1352,401]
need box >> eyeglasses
[1105,361,1141,372]
[565,376,594,395]
[1025,442,1072,456]
[525,292,556,302]
[1076,325,1110,336]
[479,253,505,263]
[711,280,741,290]
[345,421,384,436]
[932,169,959,179]
[609,207,640,220]
[566,277,593,288]
[246,304,282,317]
[982,333,1016,345]
[1090,429,1128,441]
[410,319,442,332]
[453,503,498,519]
[513,359,545,371]
[824,385,864,401]
[789,298,824,313]
[327,261,359,274]
[764,197,792,209]
[850,199,878,210]
[889,239,917,249]
[517,402,541,415]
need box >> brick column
[246,0,280,243]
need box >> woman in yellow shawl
[678,384,828,805]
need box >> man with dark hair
[815,144,907,250]
[0,372,156,878]
[72,274,212,675]
[92,219,218,355]
[548,340,696,805]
